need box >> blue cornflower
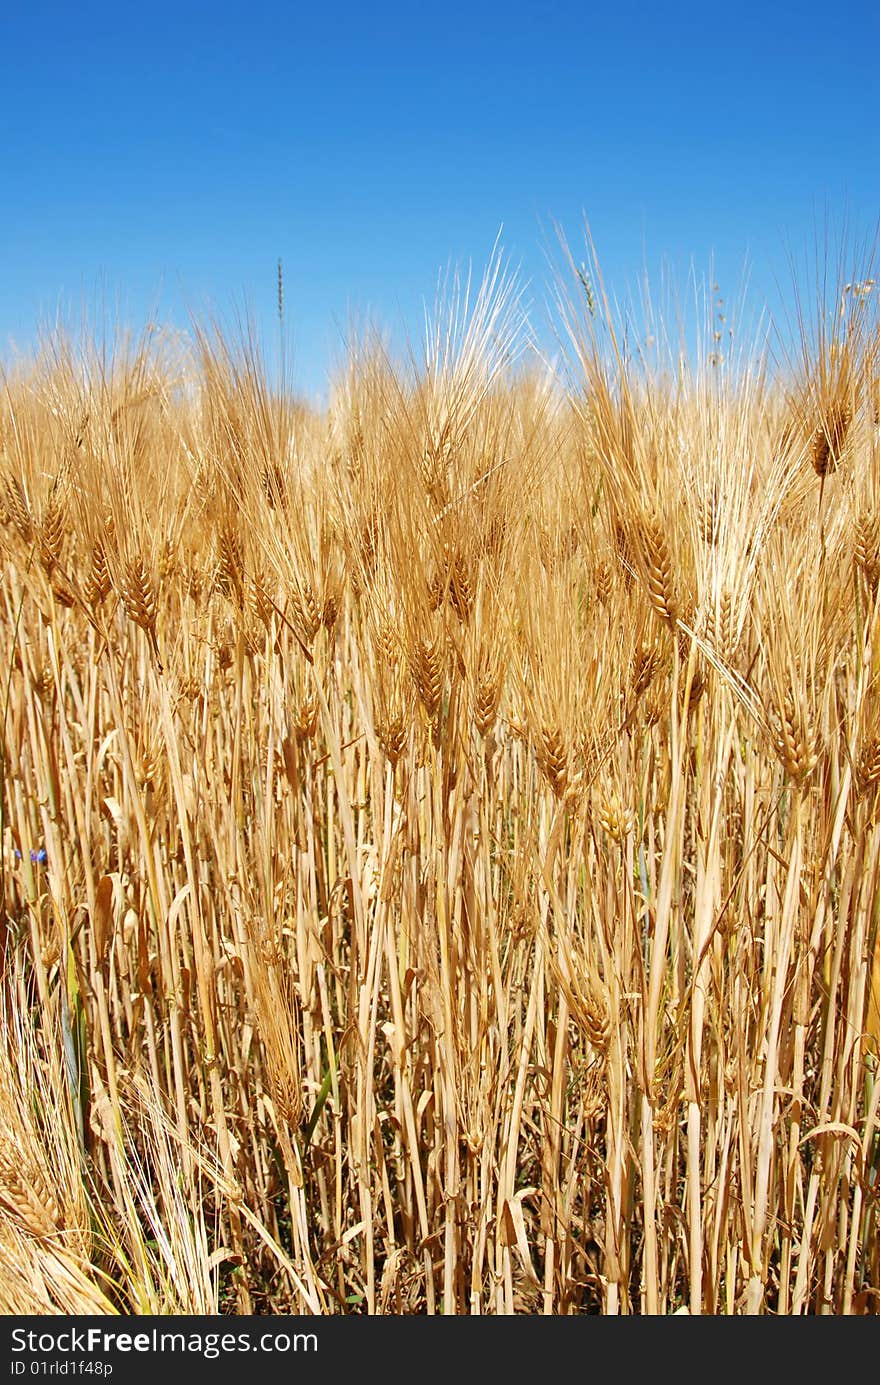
[14,847,47,864]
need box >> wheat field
[0,249,878,1315]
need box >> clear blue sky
[1,0,878,399]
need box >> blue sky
[1,0,878,399]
